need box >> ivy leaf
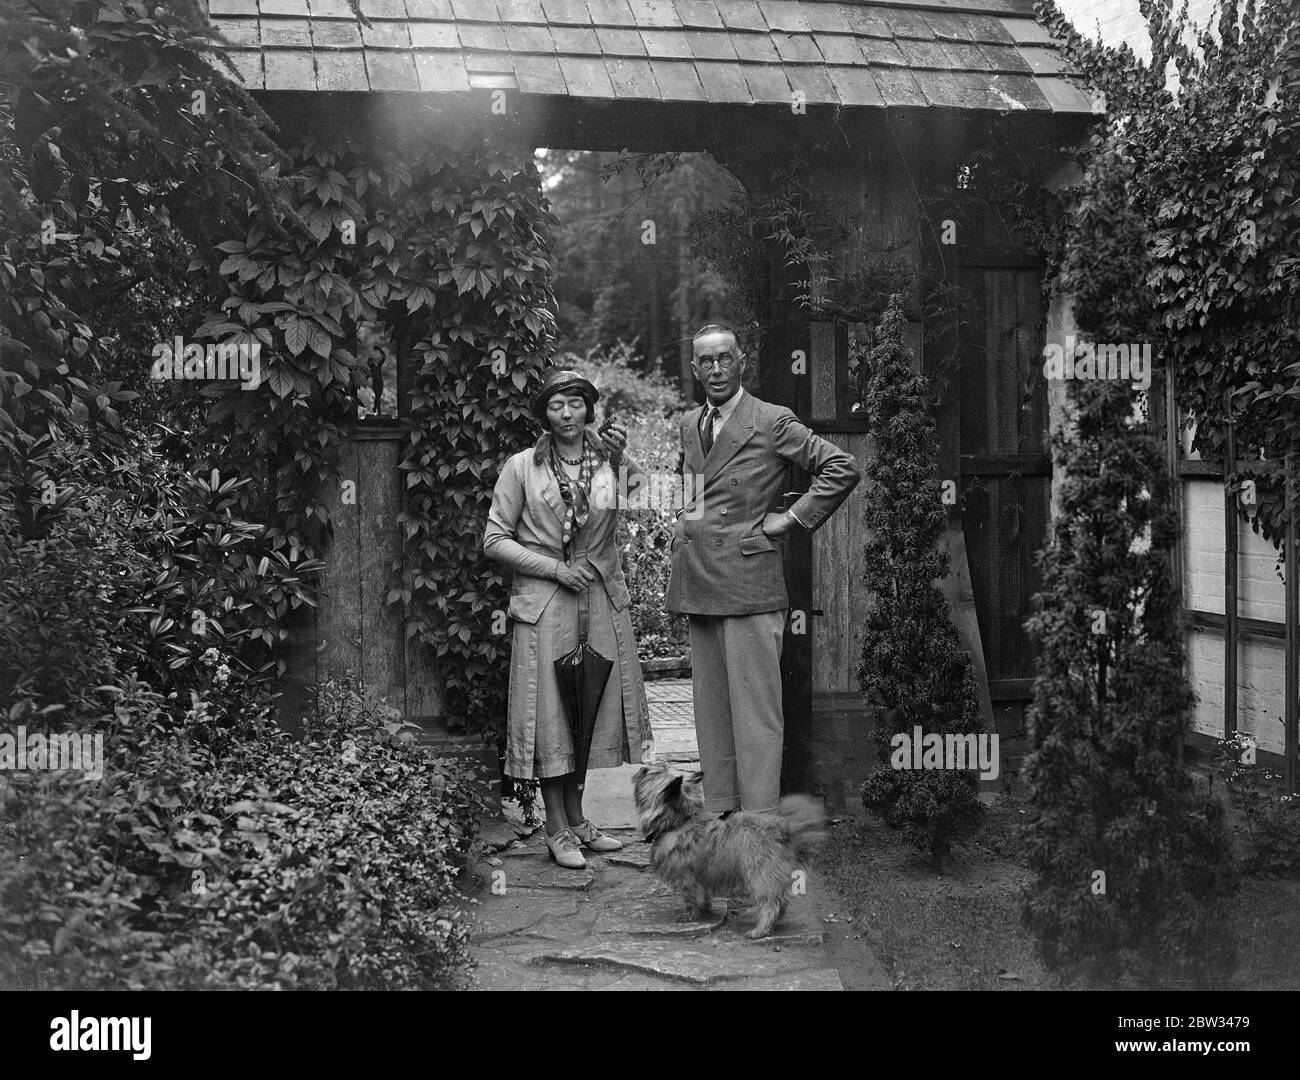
[283,318,310,357]
[265,365,295,398]
[405,285,437,313]
[306,324,331,358]
[451,265,475,295]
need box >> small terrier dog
[632,763,826,939]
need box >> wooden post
[1285,452,1298,794]
[1164,363,1184,601]
[1224,407,1238,739]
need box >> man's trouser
[687,609,786,813]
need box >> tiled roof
[207,0,1092,113]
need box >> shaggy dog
[631,763,826,939]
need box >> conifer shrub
[1021,376,1237,988]
[857,296,984,866]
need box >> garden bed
[818,776,1300,991]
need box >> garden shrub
[566,339,685,422]
[1021,376,1238,988]
[1214,734,1300,877]
[0,427,321,713]
[857,296,984,866]
[0,675,481,990]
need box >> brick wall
[1182,477,1291,754]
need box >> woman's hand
[595,420,628,466]
[554,562,596,591]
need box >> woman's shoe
[570,818,623,852]
[544,827,588,869]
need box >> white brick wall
[1182,479,1292,753]
[1188,631,1290,755]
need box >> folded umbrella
[553,584,613,791]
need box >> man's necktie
[700,405,717,456]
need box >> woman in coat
[483,369,652,869]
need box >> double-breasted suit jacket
[665,391,861,617]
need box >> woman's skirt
[505,562,651,780]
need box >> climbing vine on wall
[201,133,556,739]
[959,0,1300,547]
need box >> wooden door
[955,215,1051,736]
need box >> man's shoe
[569,818,623,852]
[544,827,588,869]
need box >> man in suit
[666,324,861,814]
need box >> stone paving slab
[723,891,825,946]
[707,968,845,991]
[497,858,595,892]
[644,679,692,701]
[606,847,651,870]
[590,877,727,939]
[470,891,584,944]
[528,940,832,986]
[598,973,699,991]
[467,676,872,990]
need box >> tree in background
[857,296,984,868]
[539,150,739,389]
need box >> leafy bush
[1021,375,1237,988]
[1214,734,1300,876]
[0,427,321,713]
[0,676,481,990]
[565,339,685,423]
[856,296,984,865]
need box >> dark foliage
[1021,376,1238,988]
[857,296,985,866]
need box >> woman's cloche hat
[531,368,599,422]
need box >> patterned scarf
[548,433,599,563]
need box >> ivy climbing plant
[961,0,1300,546]
[201,132,556,741]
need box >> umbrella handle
[578,582,590,643]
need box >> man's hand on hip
[761,510,799,539]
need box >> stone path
[465,679,852,991]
